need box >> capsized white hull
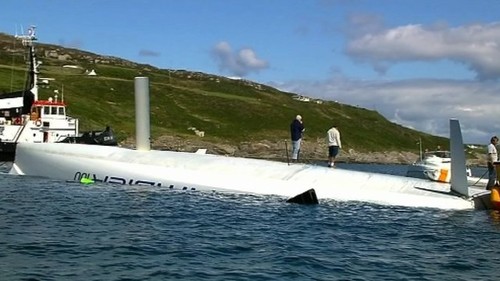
[10,142,481,210]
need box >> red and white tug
[0,26,79,161]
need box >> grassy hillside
[0,32,454,156]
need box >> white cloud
[58,38,84,49]
[211,41,269,77]
[273,77,500,144]
[345,22,500,80]
[268,19,500,144]
[139,49,160,57]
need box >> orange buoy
[491,187,500,210]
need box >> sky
[2,0,500,144]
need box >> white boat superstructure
[0,97,79,141]
[406,150,487,187]
[9,77,496,211]
[0,26,79,160]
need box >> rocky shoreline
[123,135,486,167]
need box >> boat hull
[10,142,479,210]
[407,163,488,188]
[0,142,16,161]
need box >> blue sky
[2,0,500,144]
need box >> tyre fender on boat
[35,119,42,127]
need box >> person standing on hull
[327,124,341,168]
[290,114,305,162]
[486,136,499,190]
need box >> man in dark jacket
[290,114,305,162]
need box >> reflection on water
[489,210,500,225]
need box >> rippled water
[1,162,499,281]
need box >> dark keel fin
[286,188,319,204]
[472,192,494,210]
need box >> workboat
[0,26,115,161]
[406,150,488,187]
[9,77,499,211]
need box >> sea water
[0,162,498,281]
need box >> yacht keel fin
[450,119,469,197]
[286,188,319,204]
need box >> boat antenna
[15,25,38,101]
[15,25,36,45]
[418,137,423,161]
[9,28,19,93]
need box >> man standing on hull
[290,115,305,162]
[487,136,499,190]
[327,124,341,168]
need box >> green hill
[2,32,477,163]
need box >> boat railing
[424,151,450,158]
[12,116,30,143]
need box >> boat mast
[15,25,38,101]
[418,137,423,161]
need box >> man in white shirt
[327,125,341,167]
[487,136,499,190]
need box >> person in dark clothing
[290,114,305,162]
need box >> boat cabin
[30,97,67,123]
